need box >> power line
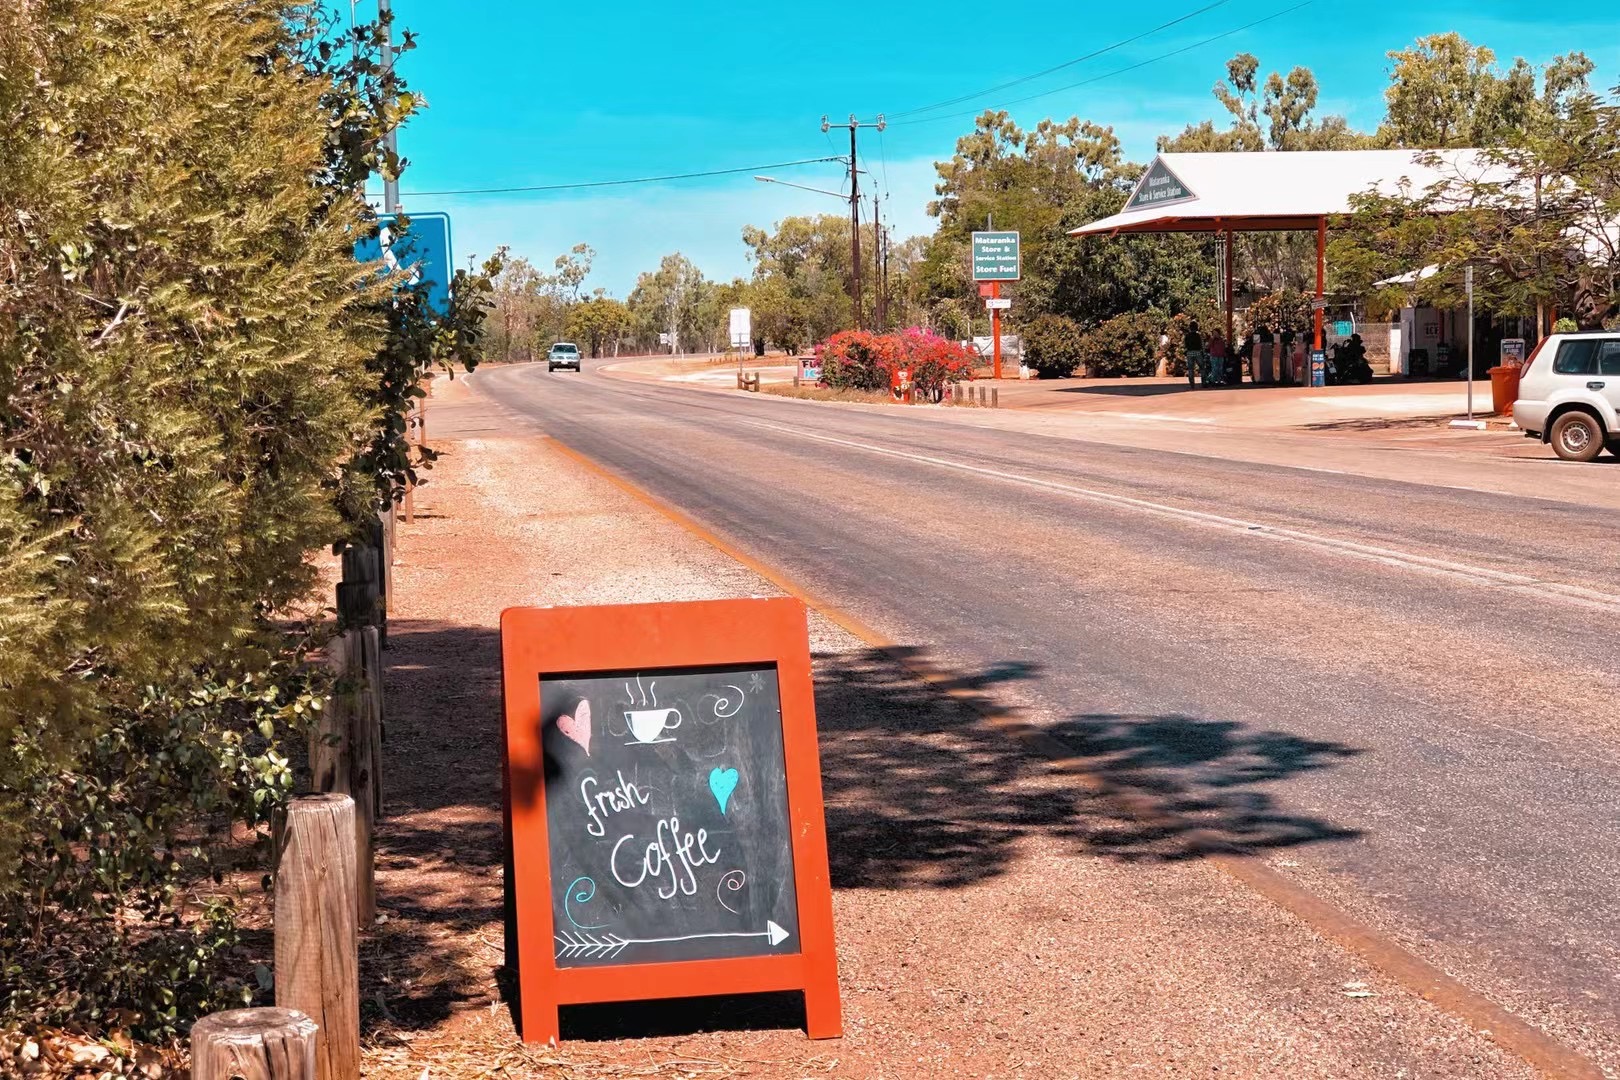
[372,156,847,198]
[890,1,1314,128]
[885,0,1232,121]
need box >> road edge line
[544,435,1602,1080]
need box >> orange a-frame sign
[500,597,842,1044]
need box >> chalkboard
[501,597,841,1044]
[539,663,800,968]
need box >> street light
[753,176,848,201]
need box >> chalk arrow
[555,922,793,960]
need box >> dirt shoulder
[364,430,1531,1079]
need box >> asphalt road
[467,364,1620,1071]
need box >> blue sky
[361,0,1619,297]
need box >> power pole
[822,114,885,330]
[378,0,400,215]
[872,192,885,330]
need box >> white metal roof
[1071,149,1500,235]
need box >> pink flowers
[818,327,977,394]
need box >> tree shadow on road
[815,645,1363,889]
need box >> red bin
[1488,365,1521,416]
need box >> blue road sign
[354,212,453,316]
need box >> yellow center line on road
[542,432,1603,1080]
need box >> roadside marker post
[1449,266,1489,430]
[1466,266,1475,421]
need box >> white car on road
[1512,332,1620,461]
[546,342,582,372]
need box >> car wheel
[547,363,555,372]
[1550,411,1604,462]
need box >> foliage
[1554,317,1579,333]
[1245,290,1315,338]
[628,252,715,354]
[815,328,975,393]
[817,330,897,391]
[1333,103,1620,329]
[1020,315,1088,378]
[1377,34,1593,149]
[566,295,633,357]
[742,215,860,351]
[3,644,318,1034]
[895,327,979,396]
[486,246,595,364]
[1075,312,1164,378]
[0,0,493,1040]
[1158,52,1365,153]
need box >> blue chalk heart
[709,767,739,815]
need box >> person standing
[1208,329,1229,386]
[1182,320,1205,388]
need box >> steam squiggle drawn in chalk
[565,876,606,929]
[716,869,747,914]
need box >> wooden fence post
[991,387,999,408]
[312,629,381,927]
[276,795,359,1080]
[191,1008,317,1080]
[337,542,382,646]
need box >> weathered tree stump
[191,1008,317,1080]
[275,795,359,1080]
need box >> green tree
[1160,53,1364,153]
[1376,34,1584,149]
[566,294,632,357]
[0,0,494,1038]
[1335,79,1620,329]
[628,253,710,353]
[741,215,858,347]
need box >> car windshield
[551,344,578,355]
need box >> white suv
[546,342,582,372]
[1512,332,1620,462]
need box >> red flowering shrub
[817,330,898,392]
[817,327,976,397]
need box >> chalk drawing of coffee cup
[625,706,682,744]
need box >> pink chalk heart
[557,699,591,756]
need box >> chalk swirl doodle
[564,875,606,929]
[716,869,747,914]
[702,684,745,724]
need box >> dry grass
[757,384,894,404]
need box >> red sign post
[500,598,842,1045]
[991,281,1002,380]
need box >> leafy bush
[0,0,493,1040]
[1076,312,1163,378]
[816,328,975,395]
[1021,314,1087,378]
[818,330,900,391]
[1554,317,1578,333]
[1246,290,1314,339]
[895,327,978,396]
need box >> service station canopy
[1068,149,1496,349]
[1069,149,1493,237]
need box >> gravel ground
[361,429,1534,1079]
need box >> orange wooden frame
[499,597,842,1044]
